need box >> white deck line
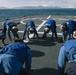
[20,20,26,24]
[36,15,51,31]
[18,31,62,35]
[38,32,62,35]
[36,20,46,31]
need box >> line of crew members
[1,19,76,45]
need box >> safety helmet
[44,27,50,33]
[60,25,66,32]
[11,26,18,32]
[29,28,34,34]
[60,22,67,32]
[73,30,76,39]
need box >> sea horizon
[0,8,76,20]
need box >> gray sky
[0,0,76,8]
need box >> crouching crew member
[60,20,76,42]
[23,20,39,39]
[42,19,58,41]
[57,30,76,75]
[0,39,32,75]
[2,19,20,45]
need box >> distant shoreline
[0,7,76,10]
[0,6,76,9]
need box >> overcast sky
[0,0,76,8]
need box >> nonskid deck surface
[0,15,76,75]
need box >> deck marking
[18,31,62,35]
[36,15,51,31]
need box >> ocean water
[0,9,76,20]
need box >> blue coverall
[0,42,32,75]
[2,20,20,43]
[23,20,39,39]
[62,20,76,40]
[42,19,57,40]
[57,39,76,75]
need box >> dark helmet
[73,30,76,39]
[60,22,67,31]
[11,26,18,32]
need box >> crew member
[57,30,76,75]
[42,19,57,41]
[23,20,39,39]
[60,20,76,42]
[2,19,20,45]
[0,39,32,75]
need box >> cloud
[66,0,76,8]
[0,0,10,7]
[0,0,76,8]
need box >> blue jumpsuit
[62,20,76,40]
[42,19,57,40]
[57,39,76,75]
[23,20,39,39]
[2,20,20,43]
[0,42,32,75]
